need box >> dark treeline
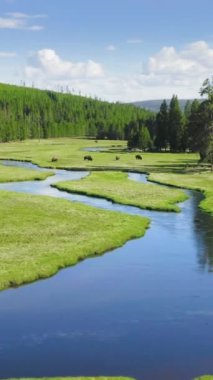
[0,83,154,142]
[129,79,213,162]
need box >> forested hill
[0,83,154,142]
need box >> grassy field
[0,163,52,182]
[0,138,212,291]
[149,172,213,214]
[0,138,200,172]
[4,378,134,380]
[54,171,188,212]
[3,376,212,380]
[0,190,149,291]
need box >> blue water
[0,161,213,380]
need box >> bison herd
[83,154,142,161]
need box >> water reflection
[192,192,213,270]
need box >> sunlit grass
[149,172,213,214]
[0,190,149,291]
[54,171,188,212]
[0,163,52,182]
[0,138,200,172]
[4,378,135,380]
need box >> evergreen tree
[168,95,183,151]
[188,79,213,161]
[155,100,169,151]
[138,126,152,151]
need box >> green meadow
[0,163,52,182]
[149,172,213,214]
[4,378,134,380]
[0,137,200,172]
[54,171,188,212]
[0,137,212,291]
[0,189,149,291]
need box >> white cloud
[24,49,104,80]
[6,12,47,19]
[0,12,45,30]
[127,39,142,44]
[0,51,16,58]
[21,41,213,102]
[106,44,116,51]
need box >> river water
[0,160,212,380]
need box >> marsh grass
[148,172,213,214]
[54,171,188,212]
[0,190,149,291]
[0,164,52,182]
[0,138,200,172]
[5,378,135,380]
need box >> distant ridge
[132,99,198,112]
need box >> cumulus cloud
[24,49,105,80]
[21,41,213,102]
[0,12,45,30]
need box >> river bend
[0,160,212,380]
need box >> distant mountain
[132,99,199,112]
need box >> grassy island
[149,172,213,214]
[0,190,149,291]
[53,171,188,212]
[0,163,52,182]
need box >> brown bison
[51,156,58,162]
[84,155,93,161]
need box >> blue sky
[0,0,213,101]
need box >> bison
[51,156,58,162]
[115,156,120,160]
[84,155,93,161]
[135,154,142,160]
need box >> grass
[0,138,201,172]
[194,377,213,380]
[53,171,188,212]
[0,190,149,291]
[3,378,135,380]
[0,138,212,291]
[0,163,52,182]
[148,172,213,215]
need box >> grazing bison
[115,156,120,160]
[51,156,58,162]
[135,154,142,160]
[84,155,93,161]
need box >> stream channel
[0,160,213,380]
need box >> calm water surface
[0,161,213,380]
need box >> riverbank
[54,171,188,212]
[0,189,149,291]
[148,172,213,215]
[0,162,52,182]
[4,378,135,380]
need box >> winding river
[0,160,213,380]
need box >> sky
[0,0,213,102]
